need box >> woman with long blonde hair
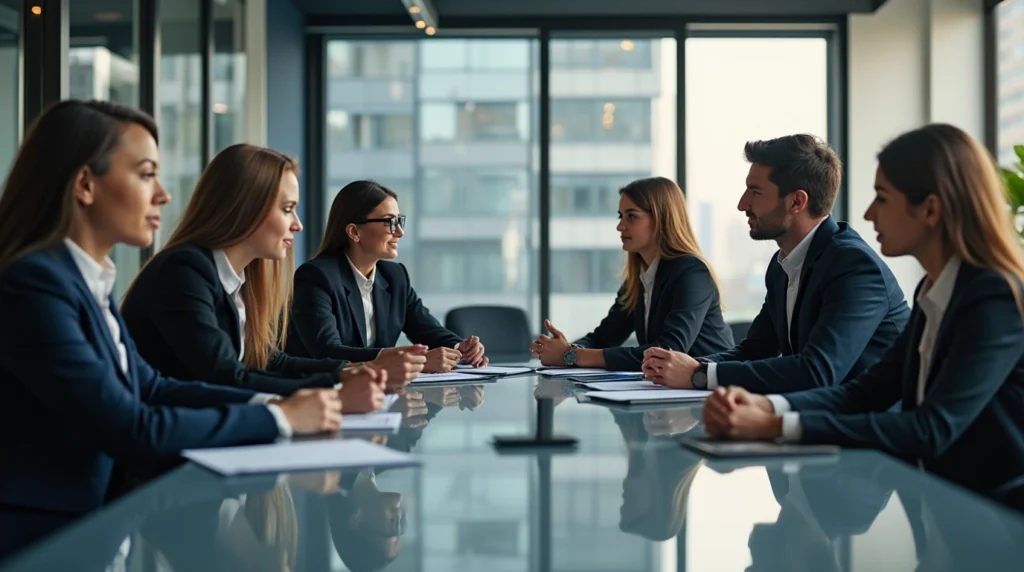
[121,144,392,410]
[703,124,1024,512]
[530,176,733,371]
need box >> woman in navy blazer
[530,177,734,371]
[120,144,404,399]
[0,101,344,542]
[703,124,1024,510]
[286,180,488,373]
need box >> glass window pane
[0,0,19,182]
[998,0,1024,167]
[549,36,676,340]
[685,36,828,324]
[326,39,539,331]
[213,0,246,152]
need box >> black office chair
[445,305,533,362]
[729,321,752,344]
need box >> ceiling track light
[400,0,438,35]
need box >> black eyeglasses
[355,215,406,234]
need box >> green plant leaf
[1014,144,1024,164]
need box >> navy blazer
[121,245,347,396]
[285,252,463,362]
[782,263,1024,505]
[0,245,279,515]
[575,254,734,371]
[703,216,911,392]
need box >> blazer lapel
[337,257,368,346]
[901,309,926,410]
[634,295,648,344]
[372,271,391,343]
[769,264,792,354]
[221,289,242,355]
[110,303,140,396]
[789,217,840,349]
[913,263,973,402]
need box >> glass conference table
[4,373,1024,572]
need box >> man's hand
[368,345,427,388]
[530,319,571,366]
[424,347,462,372]
[457,385,486,410]
[457,336,488,367]
[337,366,387,413]
[276,388,343,434]
[642,347,700,388]
[702,387,781,440]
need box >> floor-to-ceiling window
[0,0,18,182]
[214,0,246,152]
[997,0,1024,167]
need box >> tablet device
[680,438,840,458]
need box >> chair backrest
[729,321,752,344]
[445,305,532,361]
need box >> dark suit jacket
[286,252,463,361]
[121,245,347,396]
[783,262,1024,504]
[702,216,910,392]
[0,245,279,515]
[574,254,734,371]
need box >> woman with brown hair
[530,176,733,371]
[121,144,405,408]
[703,124,1024,511]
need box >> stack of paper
[454,365,535,376]
[410,371,493,384]
[584,389,711,404]
[579,380,664,391]
[183,439,420,476]
[538,368,624,377]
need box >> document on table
[454,365,535,376]
[579,380,664,391]
[183,439,420,477]
[584,389,711,404]
[538,368,643,378]
[410,371,493,383]
[341,412,402,432]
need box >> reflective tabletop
[4,374,1024,572]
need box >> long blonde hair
[618,177,720,311]
[877,124,1024,314]
[159,144,297,369]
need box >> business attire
[767,257,1024,508]
[121,245,348,396]
[0,240,288,519]
[700,216,910,393]
[286,252,463,361]
[574,254,734,371]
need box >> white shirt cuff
[248,393,278,405]
[265,404,293,438]
[766,394,792,414]
[780,413,803,442]
[706,362,719,389]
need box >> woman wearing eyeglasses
[286,180,488,373]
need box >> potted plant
[1002,145,1024,239]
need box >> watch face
[563,348,577,367]
[692,371,708,390]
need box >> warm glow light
[602,113,615,129]
[30,5,42,15]
[603,103,615,113]
[425,26,435,35]
[212,103,228,114]
[415,20,426,29]
[620,40,635,51]
[409,5,420,13]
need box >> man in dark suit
[642,134,910,393]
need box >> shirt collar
[640,256,660,290]
[64,238,117,302]
[346,255,375,293]
[213,249,245,297]
[778,219,826,280]
[917,255,961,318]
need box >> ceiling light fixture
[400,0,438,35]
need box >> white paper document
[584,389,711,404]
[537,368,623,377]
[411,372,492,383]
[454,365,534,376]
[341,412,402,432]
[580,380,664,391]
[183,439,420,477]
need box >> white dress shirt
[213,249,247,362]
[347,255,377,347]
[706,220,825,389]
[769,255,963,442]
[640,257,661,335]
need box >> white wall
[847,0,986,298]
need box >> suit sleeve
[289,263,381,362]
[267,349,347,375]
[794,275,1023,458]
[700,298,781,363]
[399,263,463,348]
[143,252,341,395]
[0,262,280,461]
[574,288,635,352]
[714,248,898,393]
[602,258,717,371]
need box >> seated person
[286,180,487,373]
[644,134,910,392]
[701,124,1024,512]
[530,176,733,371]
[121,145,415,398]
